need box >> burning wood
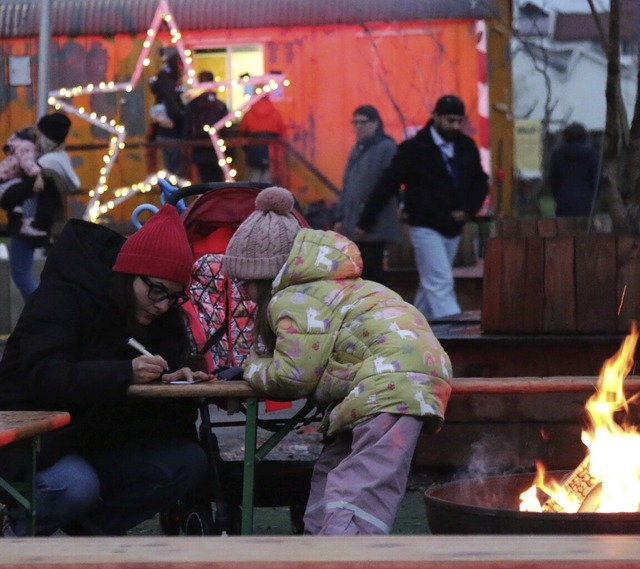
[521,322,640,514]
[541,456,598,513]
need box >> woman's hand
[131,354,169,384]
[161,367,215,384]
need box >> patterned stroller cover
[180,185,260,371]
[178,183,308,375]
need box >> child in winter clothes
[0,126,41,220]
[222,186,452,536]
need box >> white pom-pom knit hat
[222,186,303,280]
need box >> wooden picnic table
[128,380,314,535]
[0,411,71,536]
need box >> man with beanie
[357,94,488,320]
[223,186,451,535]
[0,205,210,536]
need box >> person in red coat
[239,86,286,184]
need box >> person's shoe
[20,218,47,238]
[0,504,16,537]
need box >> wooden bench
[430,315,629,377]
[2,535,640,567]
[416,376,640,472]
[0,411,71,536]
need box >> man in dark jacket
[357,94,488,320]
[549,122,599,217]
[183,70,229,183]
[0,205,209,536]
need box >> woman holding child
[0,112,80,299]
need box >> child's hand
[215,366,244,381]
[33,174,44,193]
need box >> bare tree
[592,0,640,233]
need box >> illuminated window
[193,45,264,111]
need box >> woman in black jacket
[0,205,210,535]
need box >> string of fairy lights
[47,0,289,222]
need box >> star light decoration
[47,0,288,222]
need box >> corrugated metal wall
[0,0,498,38]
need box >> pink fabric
[303,413,422,535]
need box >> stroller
[158,181,319,535]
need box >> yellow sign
[515,119,542,176]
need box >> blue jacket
[549,142,599,217]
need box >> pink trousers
[303,412,423,535]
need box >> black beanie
[37,113,71,144]
[433,95,465,116]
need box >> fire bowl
[424,471,640,534]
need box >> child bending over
[222,186,452,535]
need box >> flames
[520,322,640,513]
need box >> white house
[512,0,637,133]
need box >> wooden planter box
[481,218,640,333]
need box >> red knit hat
[113,204,193,287]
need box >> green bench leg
[0,436,39,536]
[241,397,258,535]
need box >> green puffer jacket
[243,228,452,435]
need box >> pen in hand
[127,338,169,374]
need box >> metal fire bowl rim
[424,471,640,522]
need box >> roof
[516,0,636,42]
[521,0,609,14]
[553,6,637,42]
[0,0,499,39]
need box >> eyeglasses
[442,116,464,125]
[139,275,189,307]
[351,119,372,126]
